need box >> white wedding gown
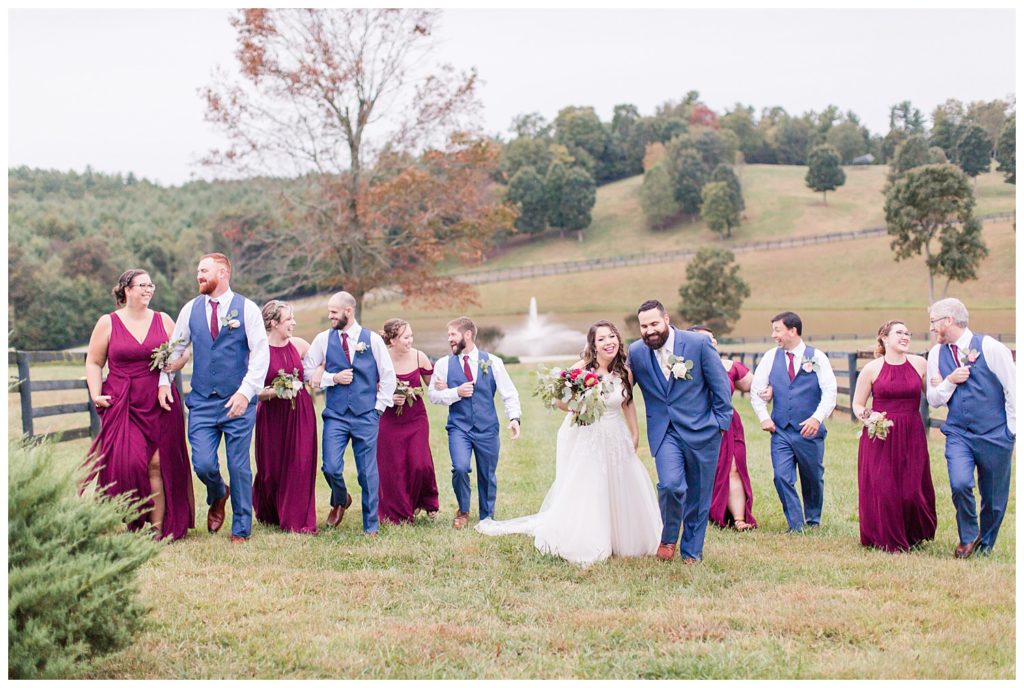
[476,374,662,566]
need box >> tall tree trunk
[924,243,935,304]
[822,190,828,205]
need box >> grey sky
[8,8,1016,186]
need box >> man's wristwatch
[510,417,520,425]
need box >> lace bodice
[598,373,627,419]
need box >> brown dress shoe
[452,511,469,529]
[656,543,676,561]
[327,494,354,527]
[955,534,983,559]
[207,489,229,533]
[230,535,248,544]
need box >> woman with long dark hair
[477,320,662,565]
[84,269,195,540]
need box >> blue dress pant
[770,426,825,532]
[448,427,500,520]
[322,411,381,533]
[653,426,721,560]
[187,394,257,538]
[944,429,1014,552]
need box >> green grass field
[19,364,1015,679]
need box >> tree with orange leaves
[202,8,514,315]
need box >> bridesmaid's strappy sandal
[734,520,753,532]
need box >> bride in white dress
[476,320,662,566]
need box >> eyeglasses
[928,316,948,325]
[130,283,157,291]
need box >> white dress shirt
[427,347,522,421]
[749,340,838,424]
[653,328,676,380]
[160,289,270,400]
[302,321,396,413]
[926,328,1016,434]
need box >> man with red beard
[161,253,269,542]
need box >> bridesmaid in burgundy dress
[852,320,937,552]
[376,319,440,524]
[85,269,195,540]
[252,300,318,534]
[689,326,758,531]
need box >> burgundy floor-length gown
[858,360,937,552]
[86,312,195,540]
[709,360,758,529]
[377,365,440,524]
[253,342,318,534]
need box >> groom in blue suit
[627,300,733,563]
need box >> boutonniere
[219,308,241,330]
[666,354,694,380]
[353,341,368,354]
[800,355,820,374]
[479,358,493,375]
[959,348,980,366]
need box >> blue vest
[323,328,379,419]
[446,351,499,434]
[937,334,1008,437]
[188,293,250,400]
[769,346,826,436]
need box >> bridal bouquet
[862,411,894,441]
[394,378,424,416]
[271,368,305,409]
[149,338,185,372]
[533,366,614,426]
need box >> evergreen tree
[506,166,548,234]
[8,442,160,678]
[805,144,846,203]
[710,164,744,211]
[677,246,750,335]
[700,181,740,238]
[955,124,993,180]
[995,118,1015,184]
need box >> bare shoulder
[94,313,113,333]
[416,349,433,368]
[907,354,928,375]
[290,336,311,357]
[862,357,884,374]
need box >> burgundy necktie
[209,300,219,340]
[786,351,796,381]
[342,332,351,363]
[950,343,960,366]
[463,355,474,382]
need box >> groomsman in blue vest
[303,292,396,535]
[627,300,733,563]
[428,316,521,530]
[750,311,837,532]
[160,253,269,543]
[926,298,1016,558]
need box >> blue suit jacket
[628,327,734,455]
